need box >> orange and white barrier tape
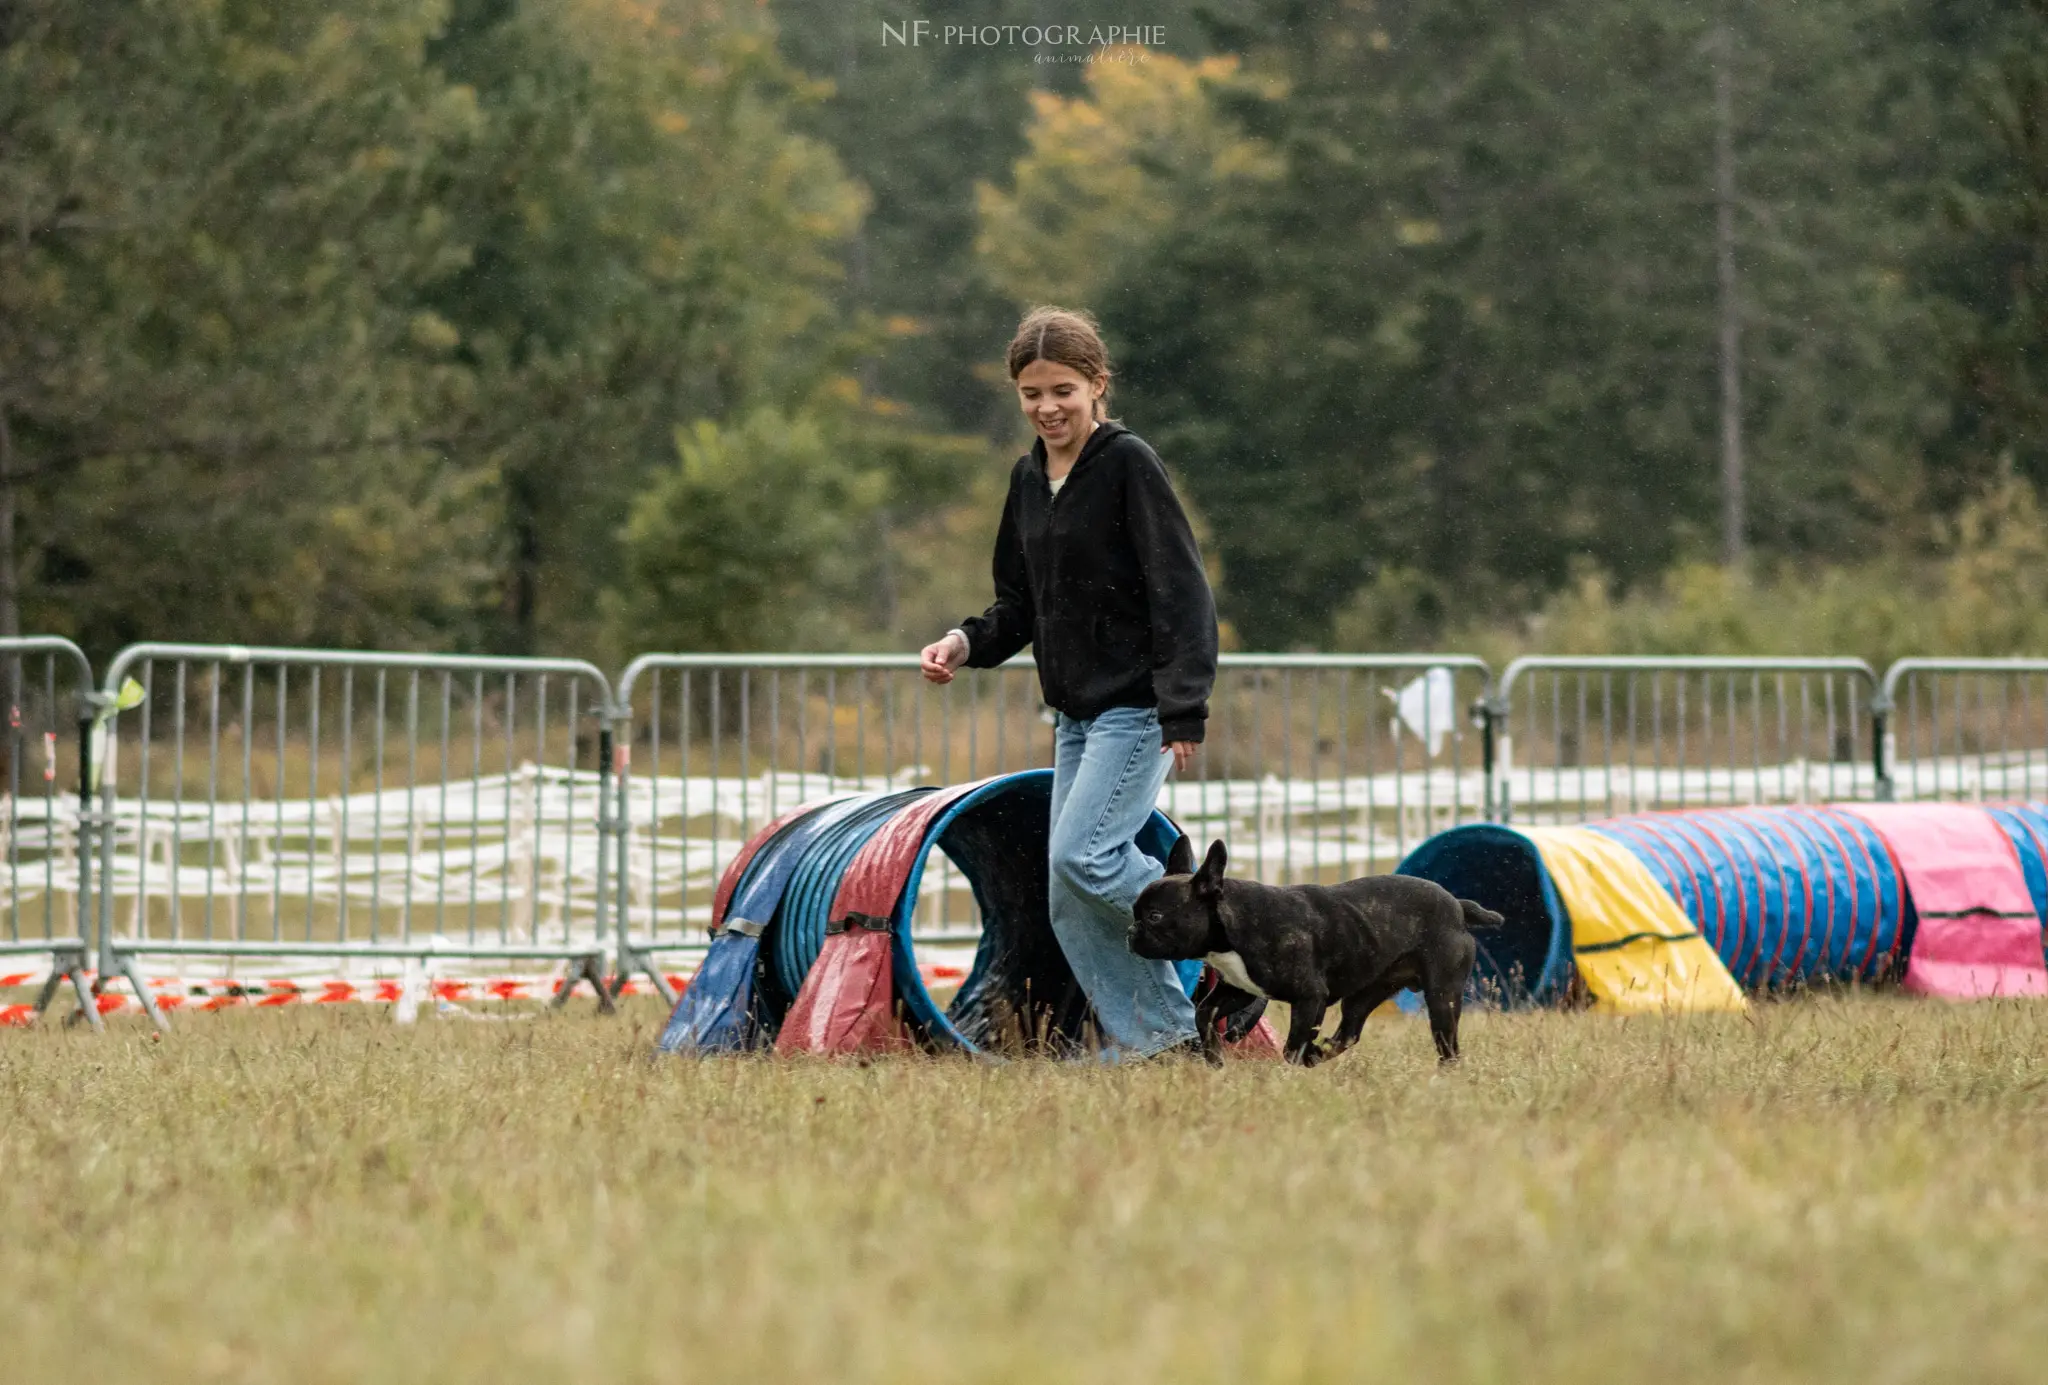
[1,961,971,1026]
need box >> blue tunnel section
[887,770,1193,1052]
[1397,807,1920,1005]
[657,790,920,1054]
[1393,825,1576,1006]
[663,770,1194,1056]
[1589,809,1909,987]
[1988,804,2048,941]
[762,790,929,1031]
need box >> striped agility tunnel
[657,770,1278,1057]
[1397,803,2048,1011]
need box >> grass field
[6,995,2048,1383]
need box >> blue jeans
[1049,705,1198,1057]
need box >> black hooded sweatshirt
[956,422,1218,744]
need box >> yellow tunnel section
[1522,826,1747,1013]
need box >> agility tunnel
[658,770,1269,1058]
[1397,803,2048,1011]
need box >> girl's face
[1015,359,1104,450]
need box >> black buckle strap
[825,912,892,936]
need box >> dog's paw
[1290,1040,1329,1068]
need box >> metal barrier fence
[0,638,101,1027]
[8,638,2048,1029]
[1877,659,2048,803]
[91,645,621,1027]
[607,653,1495,996]
[1485,657,1881,824]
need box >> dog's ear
[1193,838,1228,899]
[1166,833,1196,877]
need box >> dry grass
[6,995,2048,1383]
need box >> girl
[919,306,1218,1058]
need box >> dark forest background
[6,0,2048,666]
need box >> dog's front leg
[1193,995,1227,1066]
[1281,997,1327,1066]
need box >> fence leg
[592,720,617,1006]
[65,958,103,1030]
[551,953,615,1014]
[31,967,65,1017]
[83,700,168,1032]
[59,708,105,1031]
[609,939,676,1007]
[31,948,103,1031]
[604,714,678,1008]
[1478,699,1499,822]
[101,953,169,1033]
[1871,700,1894,802]
[1482,692,1514,824]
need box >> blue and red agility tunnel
[1397,803,2048,1009]
[659,770,1237,1057]
[666,789,2048,1043]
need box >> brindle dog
[1132,838,1503,1066]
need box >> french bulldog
[1132,838,1502,1066]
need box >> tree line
[4,0,2045,664]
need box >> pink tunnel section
[1841,804,2048,999]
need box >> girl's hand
[920,631,969,684]
[1164,740,1197,774]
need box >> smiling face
[1014,358,1104,452]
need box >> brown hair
[1006,306,1113,419]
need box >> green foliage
[1068,0,1963,647]
[770,0,1269,438]
[611,406,988,653]
[1362,479,2048,666]
[1,0,486,653]
[1,0,932,660]
[975,52,1278,309]
[57,448,502,650]
[423,0,871,652]
[765,0,1044,438]
[8,0,2048,660]
[1950,0,2048,482]
[614,411,883,651]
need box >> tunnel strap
[717,916,766,939]
[1572,927,1704,955]
[826,912,893,935]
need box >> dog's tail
[1459,899,1505,930]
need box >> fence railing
[1876,659,2048,803]
[0,637,101,1028]
[1485,656,1881,823]
[90,645,622,1027]
[6,638,2048,1029]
